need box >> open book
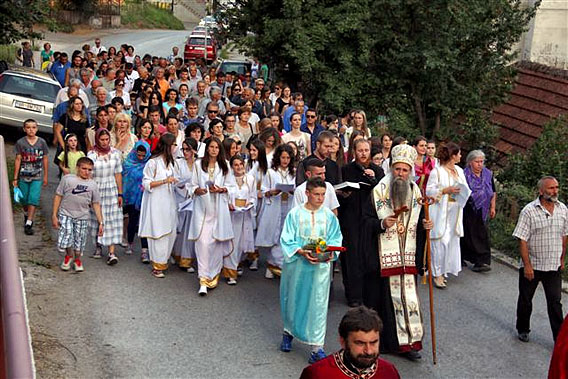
[334,181,373,191]
[275,183,295,192]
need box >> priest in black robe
[337,139,384,307]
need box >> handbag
[245,122,258,150]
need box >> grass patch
[0,44,18,64]
[121,1,185,30]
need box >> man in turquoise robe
[279,177,343,364]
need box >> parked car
[200,15,218,30]
[184,34,217,64]
[192,25,207,34]
[0,66,60,134]
[217,60,251,77]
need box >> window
[188,37,213,46]
[0,74,59,103]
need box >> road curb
[492,249,568,294]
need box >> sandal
[152,269,165,278]
[434,276,446,289]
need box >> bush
[491,182,535,258]
[498,116,568,202]
[0,45,18,64]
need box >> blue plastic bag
[13,186,23,204]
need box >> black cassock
[338,162,384,305]
[359,195,426,354]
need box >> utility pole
[204,0,209,63]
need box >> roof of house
[492,61,568,157]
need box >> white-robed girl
[188,137,236,296]
[245,139,269,270]
[139,133,180,278]
[255,144,296,279]
[172,137,197,272]
[223,155,256,284]
[426,142,471,289]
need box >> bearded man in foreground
[300,306,400,379]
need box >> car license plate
[195,47,204,50]
[14,101,43,113]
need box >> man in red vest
[300,306,400,379]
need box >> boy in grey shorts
[52,157,103,272]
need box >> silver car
[0,66,61,134]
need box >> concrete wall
[173,0,206,26]
[519,0,568,69]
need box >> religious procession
[10,33,567,377]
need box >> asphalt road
[40,28,192,59]
[3,28,565,378]
[0,130,563,378]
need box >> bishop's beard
[390,175,411,210]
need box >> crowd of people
[11,37,567,369]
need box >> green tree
[0,0,54,45]
[498,116,568,202]
[217,0,539,139]
[58,0,99,14]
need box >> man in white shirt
[54,79,89,108]
[123,63,139,93]
[167,46,180,63]
[293,158,339,216]
[513,176,567,343]
[91,38,106,55]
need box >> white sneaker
[60,255,72,271]
[125,244,133,255]
[120,239,128,248]
[250,259,258,271]
[227,278,237,285]
[187,267,195,273]
[265,268,274,279]
[237,267,244,276]
[107,254,118,265]
[198,285,207,296]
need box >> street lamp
[204,0,210,63]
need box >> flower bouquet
[303,238,346,262]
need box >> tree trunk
[411,85,427,136]
[432,111,441,138]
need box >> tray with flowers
[303,238,347,262]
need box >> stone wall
[517,0,568,69]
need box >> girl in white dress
[426,142,471,288]
[188,137,236,296]
[224,155,256,285]
[138,133,180,278]
[246,139,269,270]
[172,137,197,272]
[281,112,311,162]
[255,144,296,279]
